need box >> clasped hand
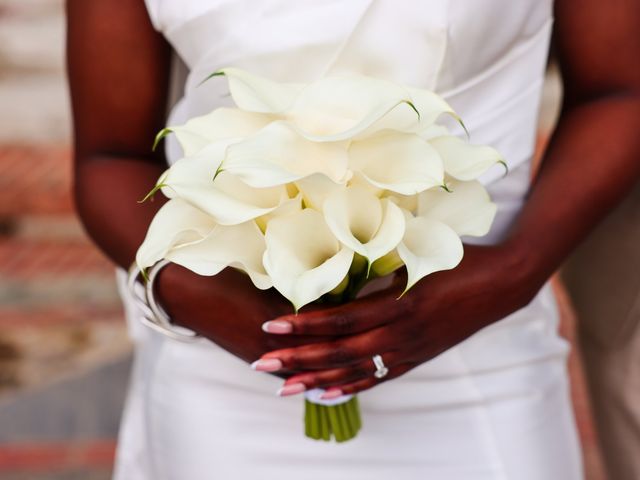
[251,243,536,398]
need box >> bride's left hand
[254,242,541,396]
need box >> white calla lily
[286,75,417,142]
[157,108,273,156]
[223,121,351,187]
[418,179,497,236]
[161,142,288,225]
[430,135,504,180]
[349,131,445,195]
[215,67,304,113]
[167,220,272,290]
[323,186,405,266]
[397,217,464,292]
[136,198,216,270]
[263,209,354,310]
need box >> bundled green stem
[304,397,362,442]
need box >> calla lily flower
[429,135,504,181]
[323,186,405,266]
[397,217,464,293]
[136,198,216,271]
[214,67,304,113]
[349,131,445,195]
[156,108,274,156]
[285,74,417,142]
[222,121,351,188]
[417,179,497,237]
[160,141,288,225]
[167,220,272,290]
[136,198,271,289]
[263,209,354,310]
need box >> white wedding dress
[113,1,584,479]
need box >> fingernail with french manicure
[276,382,306,396]
[261,320,293,334]
[250,358,283,372]
[320,389,343,400]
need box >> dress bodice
[145,0,552,187]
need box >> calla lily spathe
[158,107,274,157]
[429,135,504,181]
[263,209,354,311]
[349,131,444,195]
[136,198,215,271]
[160,142,289,225]
[323,186,405,266]
[397,217,464,293]
[136,198,271,290]
[222,121,351,188]
[216,67,304,114]
[418,179,497,237]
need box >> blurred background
[0,1,607,479]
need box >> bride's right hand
[156,263,331,372]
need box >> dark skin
[68,0,640,396]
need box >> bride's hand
[155,263,333,372]
[254,242,540,395]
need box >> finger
[337,362,415,395]
[279,351,404,393]
[262,286,408,337]
[260,327,392,371]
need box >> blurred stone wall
[0,1,129,478]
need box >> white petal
[167,221,272,289]
[295,173,344,210]
[323,186,405,264]
[358,88,457,136]
[223,121,350,187]
[408,88,459,129]
[255,194,303,232]
[167,108,273,156]
[417,179,497,237]
[263,209,353,310]
[386,193,418,215]
[162,142,287,225]
[287,75,415,141]
[430,135,504,181]
[349,131,444,195]
[136,198,215,270]
[397,217,464,292]
[217,67,304,113]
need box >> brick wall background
[0,1,607,479]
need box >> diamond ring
[372,354,389,379]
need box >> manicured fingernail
[261,320,293,334]
[250,358,283,372]
[320,389,343,400]
[276,382,306,396]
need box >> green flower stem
[319,406,331,441]
[327,405,344,442]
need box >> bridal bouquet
[137,67,502,442]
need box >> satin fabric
[114,1,583,478]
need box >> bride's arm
[254,0,640,395]
[67,0,316,365]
